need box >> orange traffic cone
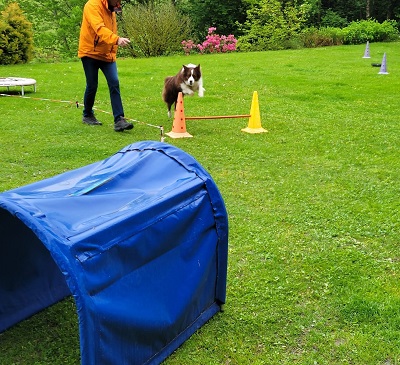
[241,91,267,134]
[166,92,193,138]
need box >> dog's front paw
[198,87,205,97]
[168,110,172,118]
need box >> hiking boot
[82,116,102,125]
[114,117,133,132]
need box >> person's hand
[117,37,130,47]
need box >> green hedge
[342,19,399,44]
[237,19,399,51]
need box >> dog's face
[181,64,201,87]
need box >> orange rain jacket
[78,0,119,62]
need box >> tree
[300,0,400,26]
[0,2,33,64]
[176,0,248,39]
[318,0,400,23]
[4,0,400,61]
[372,0,400,22]
[17,0,84,60]
[237,0,310,51]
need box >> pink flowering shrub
[181,39,196,56]
[182,27,237,55]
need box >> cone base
[362,56,371,59]
[378,71,389,75]
[241,127,267,134]
[166,131,193,138]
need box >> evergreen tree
[0,2,33,65]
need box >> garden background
[1,0,400,364]
[1,41,400,365]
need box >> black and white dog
[162,63,204,118]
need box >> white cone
[363,41,371,58]
[378,53,389,75]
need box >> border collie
[162,63,204,118]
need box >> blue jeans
[81,56,124,122]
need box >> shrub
[181,39,197,56]
[342,19,399,44]
[300,27,344,48]
[0,2,33,65]
[197,27,237,53]
[120,2,192,57]
[182,27,237,55]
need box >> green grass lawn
[1,42,399,364]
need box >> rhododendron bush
[182,27,237,55]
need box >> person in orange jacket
[78,0,133,132]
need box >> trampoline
[0,77,36,95]
[0,141,228,365]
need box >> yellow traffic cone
[166,92,193,138]
[241,91,267,134]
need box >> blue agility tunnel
[0,141,228,365]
